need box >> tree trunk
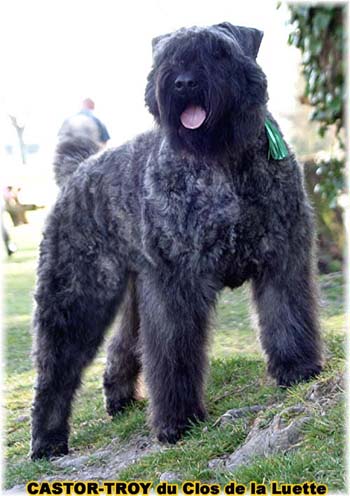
[9,115,26,165]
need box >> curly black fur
[31,22,323,459]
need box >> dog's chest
[141,160,253,268]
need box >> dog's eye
[214,46,230,60]
[176,59,186,68]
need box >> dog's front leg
[251,214,323,387]
[138,270,217,443]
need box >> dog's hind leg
[103,274,141,416]
[30,180,128,459]
[138,270,217,443]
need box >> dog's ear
[145,69,160,121]
[215,22,263,59]
[151,33,172,56]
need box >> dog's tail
[53,134,100,188]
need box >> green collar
[265,118,289,160]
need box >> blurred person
[3,186,43,226]
[1,197,16,256]
[1,220,17,256]
[58,98,110,147]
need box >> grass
[3,209,345,490]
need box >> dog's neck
[159,104,267,163]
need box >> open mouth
[180,105,207,130]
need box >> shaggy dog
[31,22,323,459]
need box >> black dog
[31,22,323,459]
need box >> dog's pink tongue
[180,105,206,129]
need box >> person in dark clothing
[58,98,110,147]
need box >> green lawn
[3,210,345,490]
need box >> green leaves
[314,157,345,208]
[288,6,344,134]
[288,6,345,207]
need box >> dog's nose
[175,74,198,92]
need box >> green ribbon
[265,118,289,160]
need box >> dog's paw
[31,439,68,460]
[106,396,135,417]
[272,363,323,387]
[156,425,186,444]
[155,409,207,444]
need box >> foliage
[287,6,345,206]
[288,6,344,136]
[314,157,344,208]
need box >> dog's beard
[156,71,231,155]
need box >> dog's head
[145,22,268,155]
